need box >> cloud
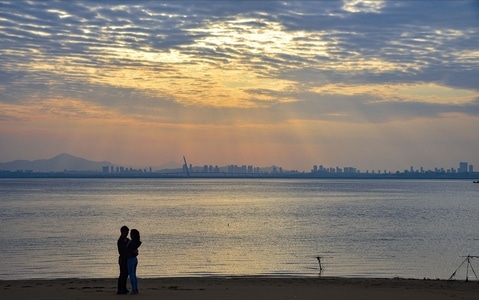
[0,0,478,126]
[341,0,386,14]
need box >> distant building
[458,162,468,173]
[344,167,356,173]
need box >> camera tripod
[449,255,479,282]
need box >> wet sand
[1,277,478,300]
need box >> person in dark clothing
[126,229,142,295]
[117,225,130,295]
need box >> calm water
[0,178,478,280]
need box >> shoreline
[2,172,479,180]
[1,276,478,300]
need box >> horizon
[1,1,478,171]
[0,152,476,174]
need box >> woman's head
[130,229,140,240]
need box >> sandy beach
[1,277,478,300]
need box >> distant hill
[0,153,116,172]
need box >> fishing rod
[316,256,324,274]
[449,255,479,282]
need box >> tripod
[449,255,479,282]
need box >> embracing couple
[117,225,142,295]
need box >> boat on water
[474,180,479,183]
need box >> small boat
[474,181,479,183]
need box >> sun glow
[311,83,479,104]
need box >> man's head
[120,225,129,237]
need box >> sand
[1,277,478,300]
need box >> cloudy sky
[1,1,478,172]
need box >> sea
[0,178,478,280]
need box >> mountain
[0,153,116,172]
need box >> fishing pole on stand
[449,255,479,282]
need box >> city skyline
[0,152,476,176]
[180,158,477,174]
[1,1,478,172]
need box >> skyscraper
[458,162,468,173]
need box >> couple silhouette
[117,225,142,295]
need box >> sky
[1,0,478,172]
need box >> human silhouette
[116,225,130,294]
[126,229,142,294]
